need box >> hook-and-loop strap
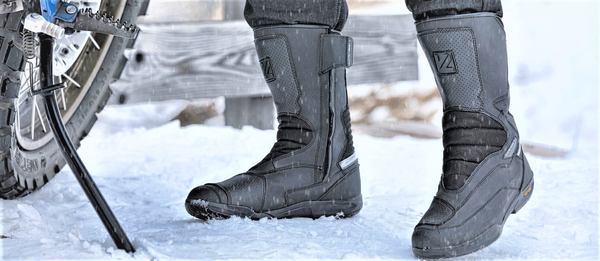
[320,34,353,73]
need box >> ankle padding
[250,114,313,170]
[442,111,506,190]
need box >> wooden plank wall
[112,15,417,103]
[111,0,417,129]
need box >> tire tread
[0,11,27,199]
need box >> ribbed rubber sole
[412,179,534,259]
[185,195,363,221]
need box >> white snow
[1,0,598,260]
[1,100,597,259]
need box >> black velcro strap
[320,34,353,73]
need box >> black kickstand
[37,34,135,253]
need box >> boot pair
[185,13,533,258]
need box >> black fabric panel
[443,160,478,189]
[443,173,469,190]
[443,110,504,131]
[442,111,506,190]
[341,107,355,160]
[250,114,313,170]
[444,128,506,147]
[444,145,503,162]
[443,159,480,171]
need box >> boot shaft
[416,12,522,142]
[416,13,510,116]
[251,25,356,178]
[416,13,529,189]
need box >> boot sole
[185,195,363,221]
[412,178,534,259]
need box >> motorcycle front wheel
[0,0,145,199]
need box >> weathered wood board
[112,14,418,103]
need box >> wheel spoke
[88,35,100,50]
[29,96,48,140]
[30,95,37,140]
[17,0,103,147]
[61,88,67,109]
[35,98,47,133]
[62,73,81,88]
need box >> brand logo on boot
[433,50,458,75]
[260,57,276,83]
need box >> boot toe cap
[412,226,445,250]
[411,198,470,253]
[186,185,225,205]
[412,226,468,258]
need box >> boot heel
[320,163,362,202]
[512,179,534,214]
[316,163,363,217]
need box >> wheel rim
[15,0,126,151]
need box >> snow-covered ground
[1,99,597,260]
[2,0,598,260]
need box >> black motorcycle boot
[185,25,362,220]
[411,13,535,258]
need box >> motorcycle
[0,0,148,252]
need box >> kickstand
[37,34,135,253]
